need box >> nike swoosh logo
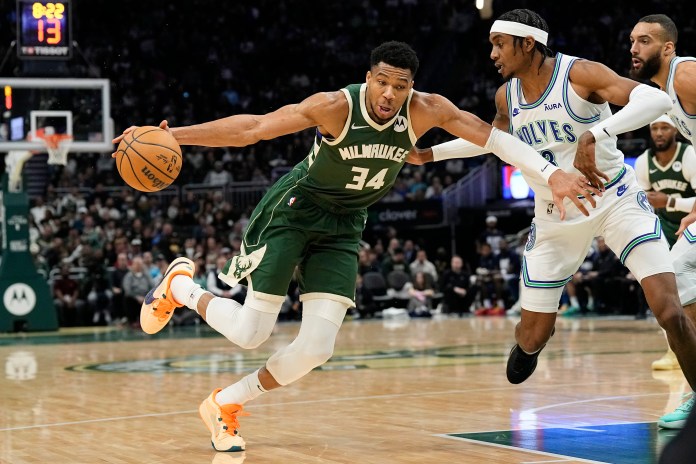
[603,128,611,138]
[649,169,658,174]
[351,123,370,129]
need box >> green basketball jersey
[648,142,695,226]
[293,83,417,211]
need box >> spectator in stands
[84,267,112,326]
[204,160,234,185]
[441,255,474,316]
[497,239,521,307]
[568,237,626,316]
[53,265,86,327]
[122,256,154,326]
[406,271,436,316]
[402,239,417,263]
[473,243,506,315]
[478,215,505,255]
[381,247,409,277]
[110,252,130,323]
[358,248,381,275]
[207,256,246,305]
[425,176,444,200]
[409,249,438,285]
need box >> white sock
[570,296,579,307]
[216,369,268,405]
[170,275,206,311]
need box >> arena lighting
[477,0,493,19]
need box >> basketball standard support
[0,174,57,331]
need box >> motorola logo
[3,284,36,316]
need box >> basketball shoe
[652,349,681,371]
[506,344,545,384]
[140,257,195,334]
[658,393,695,429]
[199,389,249,452]
[506,327,555,384]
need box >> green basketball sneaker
[658,393,695,429]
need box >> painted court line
[0,386,666,433]
[435,434,610,464]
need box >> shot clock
[16,0,72,59]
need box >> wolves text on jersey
[514,120,577,147]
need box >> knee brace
[205,292,281,349]
[265,299,349,385]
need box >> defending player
[630,14,696,429]
[407,9,696,398]
[112,41,596,452]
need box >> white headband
[650,114,676,128]
[490,20,549,46]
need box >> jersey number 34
[345,167,388,190]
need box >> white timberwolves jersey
[666,57,696,144]
[507,53,626,201]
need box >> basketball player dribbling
[408,9,696,397]
[630,14,696,430]
[112,41,596,452]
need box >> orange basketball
[115,126,182,192]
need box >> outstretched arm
[112,91,349,149]
[410,92,602,219]
[569,60,673,189]
[406,85,510,165]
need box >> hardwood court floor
[0,315,687,464]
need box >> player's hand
[405,146,433,165]
[548,170,602,221]
[574,132,610,191]
[646,191,669,209]
[111,120,170,158]
[677,211,696,238]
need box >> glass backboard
[0,78,112,153]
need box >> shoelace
[152,292,176,321]
[219,404,251,435]
[675,393,695,413]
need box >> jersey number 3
[345,167,387,190]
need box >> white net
[35,127,73,166]
[45,136,73,166]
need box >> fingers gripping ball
[115,126,182,192]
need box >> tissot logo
[393,116,407,133]
[3,283,36,316]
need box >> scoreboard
[16,0,72,59]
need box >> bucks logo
[218,245,267,287]
[232,256,253,279]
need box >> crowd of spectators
[2,1,693,327]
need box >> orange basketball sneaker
[199,389,249,452]
[140,257,195,334]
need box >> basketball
[114,126,182,192]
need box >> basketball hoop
[35,127,73,166]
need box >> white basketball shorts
[671,223,696,306]
[521,166,673,313]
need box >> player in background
[112,41,596,452]
[635,116,696,250]
[635,116,696,371]
[630,14,696,429]
[407,9,696,396]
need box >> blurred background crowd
[1,0,693,327]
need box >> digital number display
[16,0,72,59]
